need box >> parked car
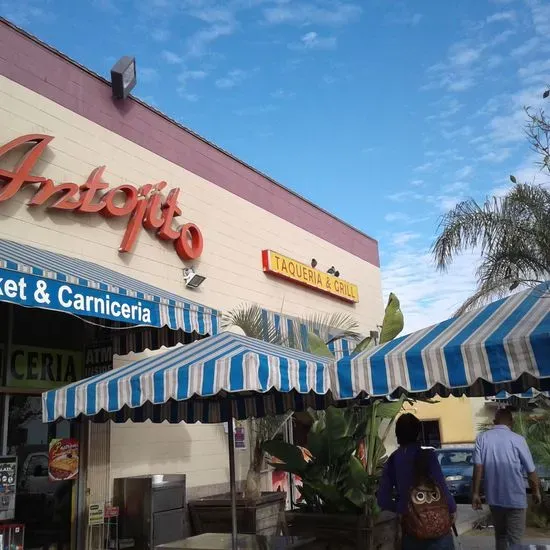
[525,464,550,493]
[436,447,475,501]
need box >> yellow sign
[7,345,84,389]
[262,250,359,303]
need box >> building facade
[0,19,383,548]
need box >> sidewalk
[458,534,550,549]
[455,505,489,535]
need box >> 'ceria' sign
[0,134,204,262]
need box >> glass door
[7,395,76,550]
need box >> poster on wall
[6,345,83,390]
[0,456,17,521]
[48,438,79,481]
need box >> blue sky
[2,0,549,332]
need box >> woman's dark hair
[395,413,421,445]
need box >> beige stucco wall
[0,75,384,489]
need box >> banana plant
[353,293,404,354]
[263,399,405,515]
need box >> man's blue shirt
[473,425,536,509]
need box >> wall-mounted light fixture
[327,266,336,275]
[183,267,206,289]
[311,258,318,268]
[111,56,137,99]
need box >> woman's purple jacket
[377,444,457,515]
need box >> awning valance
[336,284,550,399]
[0,238,218,335]
[42,331,335,423]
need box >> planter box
[285,510,398,550]
[188,491,286,536]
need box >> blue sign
[0,268,160,326]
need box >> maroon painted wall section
[0,20,380,267]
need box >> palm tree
[432,184,550,315]
[432,89,550,315]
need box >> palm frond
[222,303,283,344]
[297,311,360,344]
[433,181,550,315]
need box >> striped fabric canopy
[336,284,550,399]
[0,238,218,335]
[260,309,358,360]
[42,331,336,424]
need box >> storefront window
[7,395,75,549]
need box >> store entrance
[6,395,75,549]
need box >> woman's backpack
[400,449,452,540]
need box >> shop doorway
[419,420,442,448]
[6,395,77,549]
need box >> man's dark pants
[490,506,526,550]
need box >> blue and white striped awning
[0,238,218,335]
[492,389,550,400]
[260,308,358,359]
[42,331,336,423]
[336,284,550,399]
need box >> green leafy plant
[263,399,405,515]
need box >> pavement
[457,534,550,549]
[455,504,489,536]
[453,505,550,548]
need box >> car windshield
[436,450,473,467]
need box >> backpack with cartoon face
[400,449,452,540]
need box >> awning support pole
[227,415,238,550]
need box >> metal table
[155,534,316,549]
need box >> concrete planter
[285,510,398,550]
[188,491,286,536]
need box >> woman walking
[377,413,457,550]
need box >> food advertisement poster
[0,456,17,521]
[48,438,79,481]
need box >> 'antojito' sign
[0,134,204,261]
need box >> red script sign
[0,134,203,261]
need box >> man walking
[472,408,541,549]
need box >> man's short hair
[495,408,514,426]
[396,413,421,445]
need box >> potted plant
[263,400,404,550]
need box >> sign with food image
[48,438,79,481]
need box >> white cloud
[234,104,277,116]
[447,77,475,92]
[478,149,511,163]
[151,28,170,42]
[263,2,362,26]
[387,191,425,202]
[290,31,337,51]
[139,67,158,83]
[161,50,183,64]
[271,89,296,99]
[186,23,235,57]
[411,179,425,187]
[450,46,482,67]
[455,165,473,179]
[392,232,421,246]
[382,249,479,333]
[442,125,473,140]
[414,162,435,172]
[511,37,539,57]
[385,212,413,223]
[487,55,503,69]
[216,69,247,89]
[443,181,470,193]
[486,10,516,23]
[177,69,208,99]
[528,0,550,36]
[387,11,423,26]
